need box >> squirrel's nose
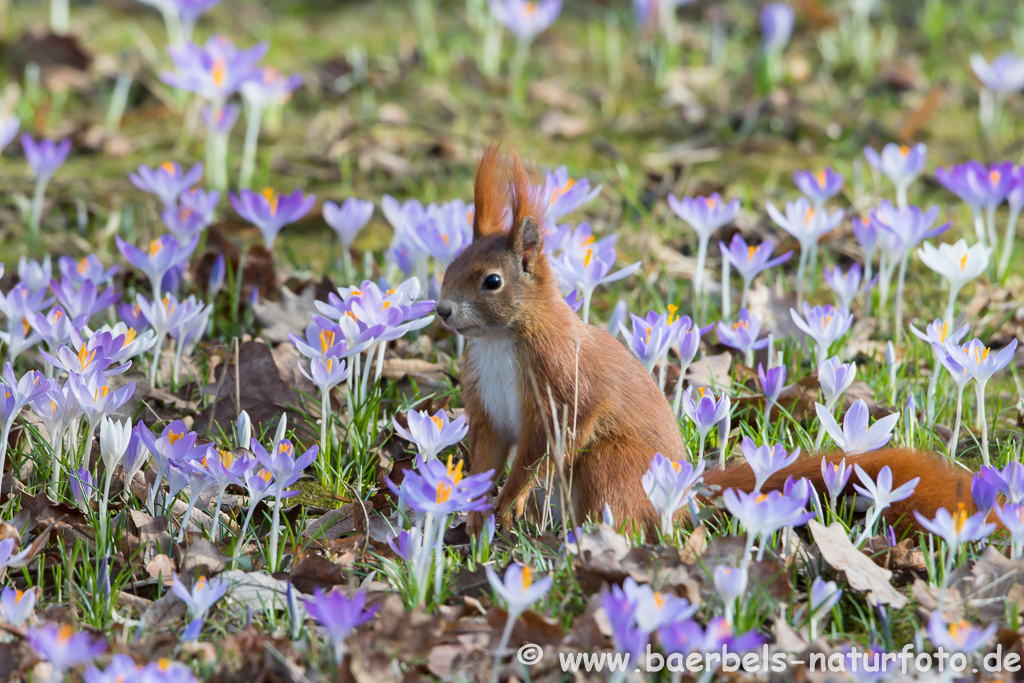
[435,302,452,320]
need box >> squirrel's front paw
[465,509,492,537]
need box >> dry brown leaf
[685,353,732,389]
[808,520,906,608]
[146,554,176,584]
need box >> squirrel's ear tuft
[506,148,545,271]
[473,142,508,241]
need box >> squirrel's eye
[482,274,502,291]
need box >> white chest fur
[468,337,522,442]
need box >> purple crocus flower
[790,302,853,366]
[68,372,135,427]
[659,617,766,658]
[323,198,374,248]
[230,188,315,250]
[58,255,118,287]
[22,135,72,179]
[852,464,919,524]
[642,452,705,534]
[971,472,999,515]
[823,263,873,309]
[914,505,995,550]
[816,399,899,455]
[0,115,18,152]
[757,363,786,418]
[116,234,199,299]
[49,277,121,321]
[388,527,423,562]
[32,305,86,356]
[26,623,105,674]
[995,502,1024,557]
[392,409,468,462]
[851,216,878,266]
[926,612,996,655]
[619,311,674,374]
[129,161,204,206]
[681,386,730,458]
[869,201,950,259]
[716,307,768,363]
[601,586,649,663]
[171,573,228,620]
[794,168,844,208]
[250,437,319,496]
[388,454,493,516]
[719,234,792,307]
[820,457,852,505]
[485,562,554,620]
[489,0,563,43]
[766,197,844,254]
[944,337,1018,394]
[669,193,741,295]
[980,462,1024,505]
[541,166,601,224]
[863,143,927,202]
[760,3,794,56]
[240,66,303,110]
[548,225,640,323]
[739,436,799,493]
[289,317,354,361]
[0,585,35,626]
[565,290,583,313]
[0,537,30,570]
[303,588,380,664]
[202,102,239,133]
[817,356,857,409]
[722,485,814,542]
[969,52,1024,94]
[712,565,748,606]
[161,35,268,100]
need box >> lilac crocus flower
[0,115,18,152]
[817,356,856,411]
[668,193,741,296]
[642,452,705,535]
[926,612,996,656]
[31,306,86,358]
[823,263,872,309]
[388,527,423,562]
[389,455,493,517]
[129,161,203,206]
[820,457,852,506]
[767,197,844,301]
[620,577,697,634]
[864,143,927,206]
[620,312,673,374]
[49,277,121,322]
[722,486,814,547]
[851,216,878,269]
[486,562,554,620]
[740,436,799,493]
[323,198,374,248]
[0,586,35,626]
[0,537,30,570]
[807,577,841,639]
[790,302,853,366]
[971,473,999,516]
[918,239,991,324]
[852,464,919,543]
[681,386,730,461]
[980,462,1024,505]
[760,3,794,56]
[716,307,768,365]
[995,502,1024,558]
[970,52,1024,95]
[171,573,228,621]
[549,226,640,324]
[22,135,71,180]
[26,623,105,675]
[303,588,380,665]
[489,0,563,43]
[231,188,315,250]
[719,234,792,309]
[794,168,843,208]
[816,399,898,455]
[660,618,766,661]
[161,35,268,101]
[116,234,199,299]
[713,565,748,621]
[541,166,601,224]
[18,256,51,294]
[601,588,648,663]
[392,409,468,461]
[68,372,135,429]
[914,505,995,551]
[0,365,51,478]
[240,66,303,110]
[57,255,117,287]
[757,363,786,419]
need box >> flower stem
[720,256,731,320]
[947,386,964,463]
[268,493,283,573]
[581,289,593,326]
[491,614,518,683]
[28,175,50,247]
[693,236,709,314]
[795,245,807,306]
[509,38,532,109]
[240,103,265,189]
[977,380,990,468]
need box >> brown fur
[439,145,975,537]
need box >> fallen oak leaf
[808,520,907,608]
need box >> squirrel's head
[436,145,552,338]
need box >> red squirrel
[435,145,975,537]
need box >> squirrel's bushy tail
[703,449,976,533]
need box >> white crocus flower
[917,239,991,325]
